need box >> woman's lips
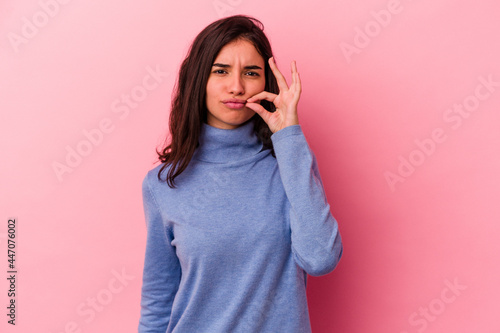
[222,99,247,109]
[223,102,246,109]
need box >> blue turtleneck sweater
[138,119,343,333]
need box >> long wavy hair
[156,15,279,188]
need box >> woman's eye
[246,72,259,77]
[213,69,227,74]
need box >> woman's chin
[208,110,255,129]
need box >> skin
[205,39,302,133]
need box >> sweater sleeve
[138,172,181,332]
[271,125,343,277]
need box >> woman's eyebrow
[244,65,263,70]
[212,63,263,70]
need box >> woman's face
[205,39,266,129]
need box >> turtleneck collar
[193,119,265,164]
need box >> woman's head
[205,38,266,129]
[157,15,278,187]
[178,15,278,124]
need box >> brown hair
[156,15,279,188]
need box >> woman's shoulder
[142,163,171,191]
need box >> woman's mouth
[222,99,247,109]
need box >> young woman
[138,15,343,333]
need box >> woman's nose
[228,74,245,95]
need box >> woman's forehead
[214,39,264,65]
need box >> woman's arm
[246,57,343,276]
[138,172,181,332]
[271,125,343,276]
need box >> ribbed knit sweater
[138,119,343,332]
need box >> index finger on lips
[247,91,277,104]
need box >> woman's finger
[291,61,298,86]
[246,91,277,104]
[290,61,296,87]
[295,73,302,94]
[294,72,301,95]
[291,61,302,96]
[269,57,289,92]
[245,102,273,123]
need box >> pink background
[1,0,499,332]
